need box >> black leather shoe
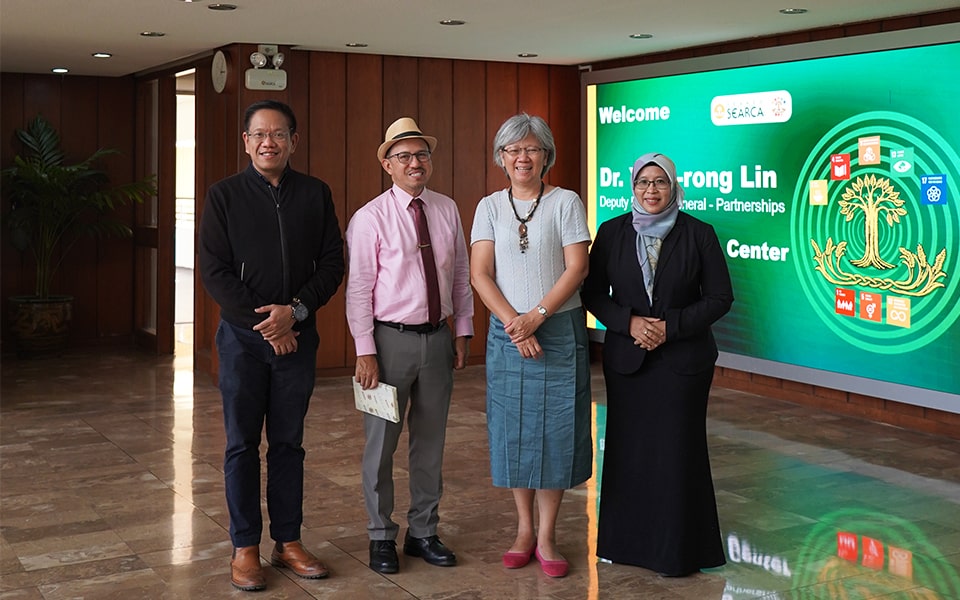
[369,540,399,574]
[402,532,456,567]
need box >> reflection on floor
[2,347,958,599]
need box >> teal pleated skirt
[485,307,593,489]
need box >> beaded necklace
[507,181,545,253]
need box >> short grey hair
[492,113,557,177]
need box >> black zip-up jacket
[199,164,344,330]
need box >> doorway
[174,71,196,359]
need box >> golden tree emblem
[838,174,906,270]
[809,173,947,297]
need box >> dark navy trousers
[216,319,319,547]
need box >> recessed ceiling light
[518,53,538,58]
[780,8,808,14]
[92,52,112,59]
[629,33,653,40]
[439,19,465,26]
[52,67,69,74]
[345,42,368,48]
[140,31,166,37]
[208,3,237,9]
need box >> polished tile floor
[2,340,959,599]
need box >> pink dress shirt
[346,185,474,356]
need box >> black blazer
[582,211,734,376]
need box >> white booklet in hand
[352,379,400,423]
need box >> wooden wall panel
[97,77,138,339]
[1,74,26,345]
[341,54,384,368]
[451,61,488,230]
[418,58,453,198]
[0,73,25,164]
[286,48,311,171]
[308,53,348,202]
[344,55,384,226]
[921,8,960,25]
[382,56,420,121]
[485,62,519,196]
[517,64,550,124]
[60,78,99,156]
[548,65,581,193]
[452,61,490,358]
[60,78,100,344]
[308,52,348,370]
[24,76,62,131]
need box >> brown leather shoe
[231,545,266,591]
[271,540,330,579]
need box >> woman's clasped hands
[505,312,545,359]
[630,315,665,351]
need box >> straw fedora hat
[377,117,438,161]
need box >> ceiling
[1,1,957,77]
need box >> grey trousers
[362,323,454,541]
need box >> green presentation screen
[583,26,959,413]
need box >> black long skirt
[596,354,726,575]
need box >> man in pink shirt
[345,117,474,574]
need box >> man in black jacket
[199,100,344,592]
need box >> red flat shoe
[502,546,536,569]
[535,547,569,578]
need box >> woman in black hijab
[582,152,733,576]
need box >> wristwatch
[290,297,309,322]
[536,304,548,317]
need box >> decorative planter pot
[7,295,73,358]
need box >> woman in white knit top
[470,113,593,578]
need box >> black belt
[375,320,445,334]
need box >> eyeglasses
[500,147,544,158]
[635,178,671,190]
[247,131,292,142]
[386,150,432,164]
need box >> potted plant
[2,115,157,357]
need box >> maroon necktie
[411,198,441,326]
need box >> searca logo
[711,90,793,126]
